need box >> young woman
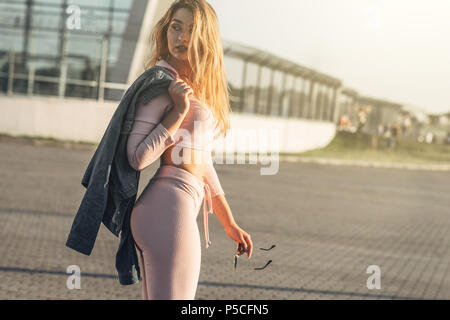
[127,0,253,300]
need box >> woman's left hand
[224,223,253,258]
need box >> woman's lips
[176,46,187,51]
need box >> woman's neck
[165,55,191,80]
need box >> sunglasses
[234,244,275,271]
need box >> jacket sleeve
[202,153,225,198]
[127,96,176,171]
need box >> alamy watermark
[366,265,381,290]
[66,5,81,30]
[168,121,280,176]
[66,265,81,290]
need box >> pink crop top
[126,59,225,198]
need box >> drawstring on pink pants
[203,183,213,248]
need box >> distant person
[386,124,396,148]
[401,115,412,138]
[377,123,384,136]
[338,114,349,131]
[425,131,434,144]
[357,107,367,133]
[391,123,400,138]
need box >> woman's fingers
[176,82,193,96]
[226,225,253,259]
[238,232,252,259]
[170,79,191,91]
[244,233,253,258]
[173,79,189,87]
[168,79,193,105]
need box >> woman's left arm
[210,194,235,230]
[203,159,253,258]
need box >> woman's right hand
[168,79,193,114]
[224,223,253,259]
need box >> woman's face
[167,8,194,62]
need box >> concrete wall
[214,112,336,154]
[1,95,116,144]
[0,95,336,153]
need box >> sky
[208,0,450,115]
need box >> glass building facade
[0,0,406,134]
[0,0,148,100]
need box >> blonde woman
[127,0,253,300]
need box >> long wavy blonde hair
[144,0,231,139]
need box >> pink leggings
[130,165,213,300]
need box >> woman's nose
[179,30,190,41]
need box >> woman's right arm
[160,106,188,137]
[127,79,192,171]
[127,121,174,171]
[126,100,186,171]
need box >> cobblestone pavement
[1,138,450,300]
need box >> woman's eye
[171,25,192,34]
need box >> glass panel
[70,0,111,8]
[224,55,243,89]
[281,74,293,117]
[0,29,23,53]
[322,87,332,121]
[223,55,243,112]
[257,66,271,115]
[0,0,140,100]
[288,77,299,118]
[243,62,258,114]
[107,36,123,69]
[269,69,283,116]
[315,84,323,120]
[32,2,62,30]
[30,29,60,58]
[35,0,63,4]
[79,5,110,34]
[106,36,132,83]
[111,8,129,34]
[299,79,310,119]
[0,2,26,53]
[32,57,60,96]
[11,53,28,94]
[0,1,27,28]
[66,33,103,67]
[112,0,133,10]
[0,52,8,94]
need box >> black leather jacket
[65,65,175,285]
